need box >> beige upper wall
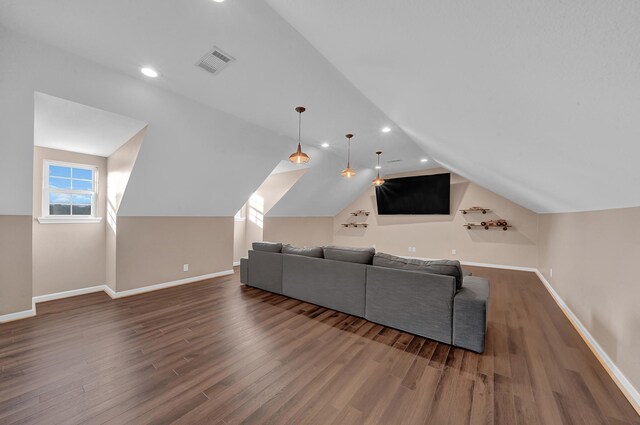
[333,168,539,267]
[263,217,334,247]
[107,126,146,214]
[233,206,247,263]
[115,216,233,291]
[0,216,32,315]
[538,207,640,393]
[106,127,146,289]
[32,147,107,296]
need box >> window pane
[50,192,71,204]
[50,204,71,215]
[72,205,91,215]
[49,165,71,178]
[72,194,92,205]
[49,177,71,189]
[72,179,93,191]
[72,168,93,180]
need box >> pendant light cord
[298,111,302,147]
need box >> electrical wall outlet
[407,247,416,253]
[183,264,189,272]
[550,268,553,278]
[451,249,457,255]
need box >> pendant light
[340,134,356,177]
[372,151,385,186]
[288,106,310,164]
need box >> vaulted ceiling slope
[0,0,436,217]
[0,0,428,174]
[267,0,640,213]
[34,92,147,157]
[0,27,409,217]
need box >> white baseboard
[106,270,234,299]
[458,260,536,272]
[0,270,234,324]
[406,255,639,413]
[406,256,537,272]
[233,261,241,266]
[33,285,107,303]
[534,271,640,415]
[0,308,36,323]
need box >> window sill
[37,217,103,224]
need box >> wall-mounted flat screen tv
[375,173,450,215]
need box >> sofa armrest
[366,266,457,344]
[240,258,248,284]
[247,250,283,294]
[453,276,489,353]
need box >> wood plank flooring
[0,267,638,424]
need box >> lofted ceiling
[265,0,640,213]
[0,0,430,175]
[2,1,638,214]
[34,92,147,157]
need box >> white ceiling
[3,0,639,213]
[265,0,640,213]
[0,0,430,175]
[34,92,147,157]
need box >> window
[248,194,264,228]
[39,161,101,224]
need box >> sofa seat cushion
[282,244,323,258]
[252,241,283,253]
[373,252,464,290]
[323,246,375,264]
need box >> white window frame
[234,206,245,222]
[38,160,102,224]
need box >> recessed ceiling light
[321,142,330,148]
[420,158,429,163]
[381,127,391,133]
[140,67,159,78]
[375,165,381,169]
[212,0,225,2]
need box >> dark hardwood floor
[0,267,638,424]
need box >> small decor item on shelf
[464,220,511,231]
[460,206,490,214]
[341,223,368,228]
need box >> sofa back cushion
[373,252,464,290]
[323,246,375,264]
[252,241,283,253]
[282,244,323,258]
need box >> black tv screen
[375,173,450,215]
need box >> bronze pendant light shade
[289,106,310,164]
[341,133,356,177]
[372,151,385,186]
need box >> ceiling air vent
[196,46,235,75]
[386,159,402,163]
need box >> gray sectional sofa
[240,242,489,353]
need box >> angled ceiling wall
[0,27,414,218]
[267,0,640,213]
[34,92,147,157]
[0,28,289,216]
